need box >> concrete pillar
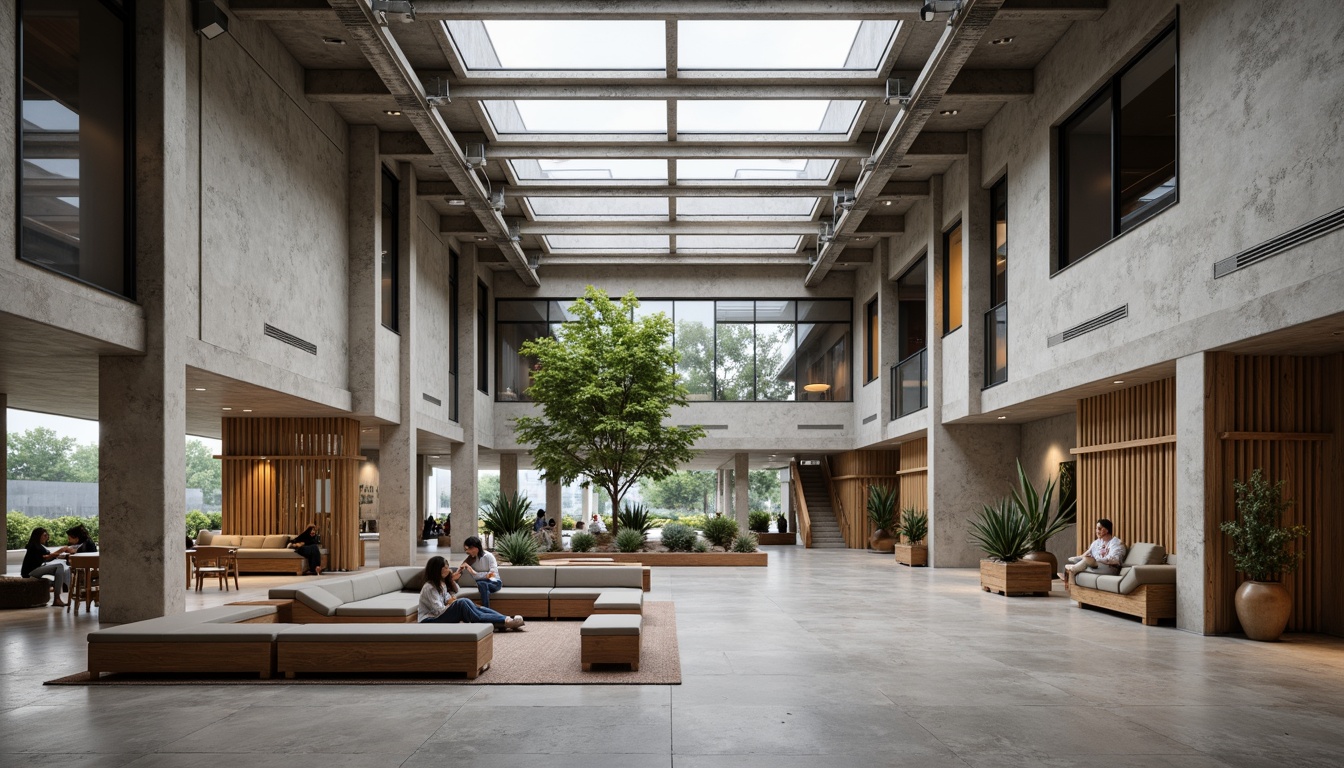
[581,485,591,520]
[927,423,1021,567]
[715,469,727,516]
[1,394,6,575]
[1175,352,1211,634]
[779,467,792,536]
[734,453,750,530]
[545,481,562,537]
[97,0,193,622]
[499,453,519,500]
[449,246,482,555]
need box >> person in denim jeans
[418,556,523,630]
[460,535,502,608]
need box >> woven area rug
[46,601,679,686]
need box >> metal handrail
[891,347,928,420]
[984,301,1008,387]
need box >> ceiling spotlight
[996,415,1007,420]
[194,387,206,391]
[446,198,466,206]
[990,36,1015,45]
[920,0,963,23]
[1113,380,1125,385]
[475,235,489,242]
[882,200,894,206]
[222,407,232,411]
[940,109,959,116]
[322,36,346,45]
[489,190,506,212]
[384,110,402,116]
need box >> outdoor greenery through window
[496,298,851,402]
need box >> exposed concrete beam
[326,0,539,286]
[465,220,825,235]
[807,0,1005,286]
[382,131,964,159]
[416,180,930,199]
[996,0,1107,21]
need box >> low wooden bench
[1069,583,1176,626]
[592,591,643,615]
[276,623,493,679]
[580,614,642,671]
[86,605,284,679]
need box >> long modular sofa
[270,565,645,623]
[1067,542,1177,626]
[195,529,330,575]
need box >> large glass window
[477,282,489,394]
[19,0,132,298]
[893,257,928,420]
[715,301,755,401]
[1060,23,1177,269]
[675,301,715,400]
[381,169,399,331]
[942,223,963,334]
[987,178,1009,388]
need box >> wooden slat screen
[1205,353,1340,636]
[898,437,928,519]
[829,450,901,548]
[1074,378,1177,555]
[220,417,362,571]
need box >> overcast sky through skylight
[481,20,665,69]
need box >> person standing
[21,528,71,607]
[460,535,502,608]
[418,556,523,630]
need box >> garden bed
[755,533,796,545]
[539,552,767,567]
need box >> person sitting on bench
[21,528,72,608]
[1064,518,1127,586]
[417,556,523,630]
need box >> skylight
[676,198,819,219]
[545,235,671,252]
[677,159,835,181]
[446,20,665,70]
[528,198,668,219]
[677,21,897,70]
[678,100,861,133]
[510,159,668,181]
[677,235,804,252]
[485,100,666,133]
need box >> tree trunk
[608,489,621,535]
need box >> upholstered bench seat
[580,613,642,671]
[333,592,420,619]
[0,576,53,609]
[593,590,644,614]
[87,605,285,679]
[275,623,493,679]
[1069,543,1177,626]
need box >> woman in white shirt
[418,555,524,629]
[1064,518,1128,586]
[460,536,503,609]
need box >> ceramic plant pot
[1022,550,1059,580]
[869,530,896,553]
[1235,580,1292,641]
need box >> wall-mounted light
[193,387,206,391]
[194,0,229,40]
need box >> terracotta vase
[869,530,896,553]
[1235,580,1292,641]
[1022,550,1059,580]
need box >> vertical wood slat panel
[898,437,928,522]
[1075,378,1177,555]
[830,450,901,548]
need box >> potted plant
[1220,469,1309,641]
[1011,460,1076,580]
[866,484,898,553]
[970,497,1051,596]
[894,507,927,566]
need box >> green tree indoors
[639,470,717,514]
[748,469,782,511]
[477,474,501,507]
[515,287,706,534]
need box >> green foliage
[617,502,654,539]
[1011,459,1076,551]
[702,515,739,550]
[561,516,575,530]
[514,287,706,534]
[899,507,928,545]
[969,497,1033,562]
[6,511,100,549]
[185,510,211,537]
[7,427,84,481]
[594,531,614,549]
[479,492,534,537]
[185,439,221,503]
[638,470,716,513]
[692,538,710,553]
[477,474,502,508]
[615,527,646,553]
[678,513,709,531]
[732,532,759,553]
[1221,469,1309,582]
[569,531,596,553]
[659,522,697,552]
[866,484,898,532]
[495,530,540,566]
[748,470,782,511]
[69,443,99,483]
[206,511,223,530]
[747,510,772,533]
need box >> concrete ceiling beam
[415,180,930,199]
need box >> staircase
[796,463,846,548]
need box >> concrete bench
[276,623,493,679]
[580,613,642,671]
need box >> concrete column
[97,0,193,622]
[582,485,591,520]
[715,470,727,516]
[449,246,481,555]
[545,481,562,532]
[879,242,901,422]
[927,423,1022,567]
[962,130,990,411]
[1,394,6,575]
[1175,352,1211,634]
[499,453,519,500]
[779,468,792,536]
[734,453,750,529]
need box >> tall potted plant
[1011,460,1076,580]
[894,507,927,566]
[866,484,898,553]
[970,497,1051,596]
[1220,469,1309,641]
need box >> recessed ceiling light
[996,415,1007,420]
[882,200,894,206]
[243,409,253,413]
[447,199,466,206]
[1113,380,1125,385]
[897,163,913,169]
[384,110,402,116]
[193,387,206,391]
[475,236,490,242]
[431,455,441,459]
[222,407,232,411]
[322,36,346,45]
[940,109,959,116]
[990,36,1014,45]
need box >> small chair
[193,546,240,592]
[67,553,100,613]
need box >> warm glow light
[803,383,831,393]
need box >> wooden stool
[580,614,642,671]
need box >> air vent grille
[1213,207,1344,278]
[862,414,878,424]
[1047,305,1128,347]
[698,424,729,430]
[798,424,844,430]
[264,324,317,355]
[422,393,441,406]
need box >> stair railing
[789,460,813,548]
[821,455,852,548]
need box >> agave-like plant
[494,529,540,566]
[969,496,1032,562]
[867,484,899,533]
[1010,459,1076,552]
[899,507,928,545]
[617,502,654,539]
[479,492,534,538]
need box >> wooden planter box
[894,543,927,567]
[979,559,1052,596]
[756,532,796,546]
[539,551,767,567]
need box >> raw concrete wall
[412,196,463,440]
[1018,412,1078,568]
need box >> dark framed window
[18,0,135,298]
[1059,22,1178,269]
[986,177,1009,388]
[942,222,963,334]
[864,297,879,384]
[448,250,459,421]
[477,281,489,394]
[380,168,399,331]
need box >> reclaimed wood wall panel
[898,437,928,518]
[828,450,901,548]
[1205,353,1340,636]
[1074,379,1176,555]
[220,418,362,571]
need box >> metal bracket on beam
[885,78,912,106]
[424,75,450,105]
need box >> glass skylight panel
[678,21,897,70]
[677,159,835,181]
[510,159,668,181]
[677,235,803,252]
[677,197,819,219]
[678,100,861,133]
[528,197,668,219]
[483,100,666,133]
[545,235,670,252]
[465,21,665,70]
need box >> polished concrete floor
[2,545,1343,767]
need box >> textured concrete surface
[3,547,1343,766]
